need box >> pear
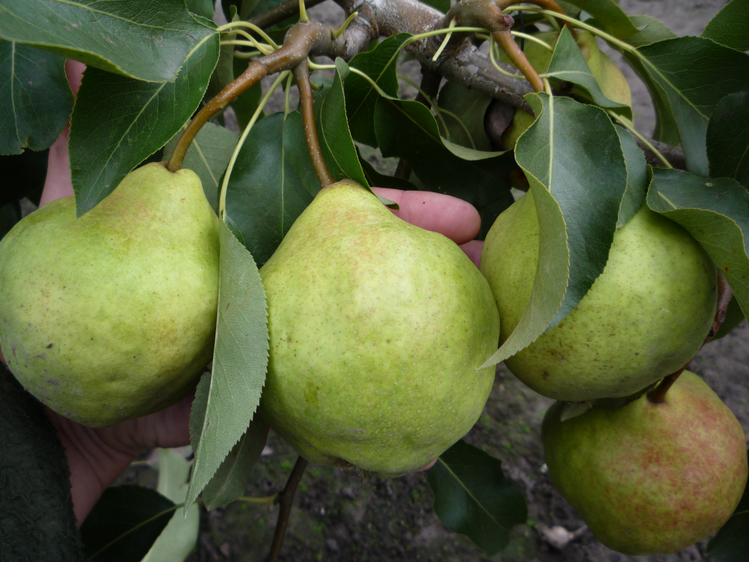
[480,192,717,401]
[500,30,632,150]
[0,163,221,427]
[257,180,500,476]
[542,371,748,555]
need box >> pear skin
[542,371,748,555]
[0,163,221,427]
[258,180,500,476]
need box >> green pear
[257,180,500,476]
[500,30,632,150]
[480,192,717,401]
[542,371,748,555]
[0,163,221,427]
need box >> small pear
[480,192,717,401]
[0,163,221,427]
[542,371,748,555]
[258,180,500,476]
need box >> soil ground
[122,1,748,560]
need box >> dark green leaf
[231,56,264,131]
[707,91,748,189]
[69,32,220,216]
[187,0,216,19]
[544,26,630,116]
[314,59,369,186]
[0,41,73,154]
[203,417,269,509]
[163,122,239,213]
[0,368,85,562]
[81,485,175,562]
[482,94,626,367]
[359,156,416,191]
[374,97,515,237]
[713,296,745,341]
[0,0,216,83]
[419,0,450,13]
[636,37,748,175]
[562,0,638,38]
[0,201,21,240]
[185,221,269,512]
[708,481,749,562]
[345,34,410,147]
[647,168,749,319]
[424,440,527,556]
[616,127,648,227]
[436,82,493,152]
[225,111,319,266]
[702,0,748,52]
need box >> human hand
[3,60,483,526]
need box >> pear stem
[293,61,334,187]
[647,271,733,404]
[266,456,308,562]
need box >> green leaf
[314,59,369,187]
[562,0,638,39]
[0,0,216,83]
[187,0,216,19]
[359,156,416,191]
[702,0,748,52]
[616,127,648,228]
[623,15,676,48]
[69,32,220,216]
[708,482,749,562]
[225,112,319,267]
[344,34,410,147]
[185,221,269,514]
[0,148,48,207]
[374,97,515,238]
[0,41,73,154]
[163,122,239,213]
[203,418,269,510]
[482,94,626,367]
[707,91,748,189]
[636,36,749,176]
[436,81,493,152]
[543,26,630,115]
[81,485,176,562]
[713,295,745,341]
[424,440,527,556]
[420,0,450,13]
[142,450,199,562]
[231,56,263,131]
[0,369,85,562]
[647,168,749,320]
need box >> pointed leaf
[707,91,748,189]
[424,440,527,556]
[0,41,73,154]
[0,0,216,83]
[702,0,748,52]
[314,58,369,186]
[562,0,638,39]
[203,417,269,510]
[163,122,239,212]
[80,486,176,562]
[142,450,199,562]
[344,34,410,147]
[624,15,676,48]
[707,482,748,562]
[482,94,626,367]
[374,97,515,237]
[543,26,630,115]
[225,112,319,267]
[647,167,748,319]
[69,32,220,216]
[615,126,648,227]
[185,221,269,513]
[636,36,748,175]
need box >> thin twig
[266,456,309,562]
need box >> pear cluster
[480,192,746,554]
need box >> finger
[372,187,481,246]
[460,240,484,269]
